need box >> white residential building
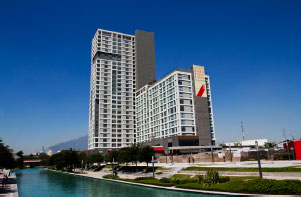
[136,65,216,147]
[88,29,155,150]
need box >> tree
[117,148,131,165]
[128,143,141,171]
[0,138,15,169]
[48,149,79,171]
[88,153,104,166]
[106,150,119,163]
[16,151,24,168]
[264,142,274,148]
[138,146,155,167]
[78,153,88,168]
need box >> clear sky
[0,0,300,154]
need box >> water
[15,167,224,197]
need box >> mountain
[48,135,88,153]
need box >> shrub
[136,179,175,187]
[135,176,156,181]
[169,174,198,184]
[103,174,119,179]
[177,177,301,195]
[205,169,220,184]
[144,167,155,173]
[219,177,230,183]
[196,175,204,184]
[159,178,171,183]
[156,172,163,175]
[281,153,294,160]
[170,174,191,180]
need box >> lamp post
[152,156,155,178]
[255,141,263,178]
[112,158,114,175]
[229,145,232,162]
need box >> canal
[15,167,225,196]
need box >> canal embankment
[50,168,301,195]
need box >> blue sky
[0,0,300,154]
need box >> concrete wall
[157,150,287,163]
[190,67,212,146]
[158,152,241,163]
[135,30,156,89]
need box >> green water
[15,167,224,196]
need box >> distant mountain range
[48,135,88,153]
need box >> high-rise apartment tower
[88,29,156,150]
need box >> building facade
[136,65,215,151]
[88,29,155,150]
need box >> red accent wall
[153,147,164,151]
[283,140,301,160]
[197,84,205,97]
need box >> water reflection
[16,168,225,197]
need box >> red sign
[153,147,164,151]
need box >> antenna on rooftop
[241,120,245,141]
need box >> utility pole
[255,141,263,178]
[283,129,290,160]
[241,120,245,141]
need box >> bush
[144,167,155,173]
[196,175,204,184]
[196,169,220,185]
[169,174,198,184]
[205,169,220,184]
[156,172,162,175]
[159,178,171,183]
[136,179,175,187]
[135,176,156,181]
[170,174,191,180]
[281,153,294,160]
[176,177,301,195]
[103,174,119,179]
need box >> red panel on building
[283,140,301,160]
[197,84,205,97]
[153,147,164,151]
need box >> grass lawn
[170,174,195,180]
[183,166,301,172]
[156,167,170,171]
